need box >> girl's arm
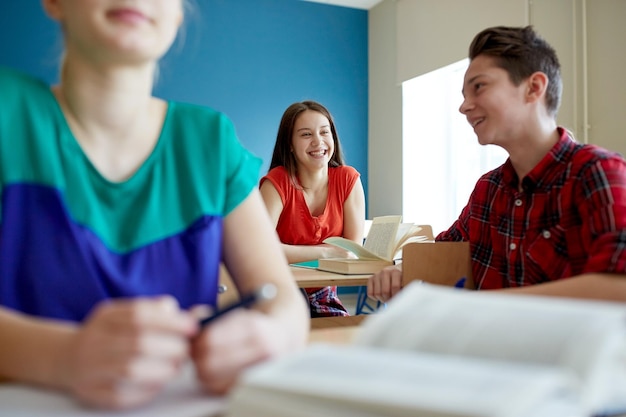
[0,307,76,387]
[342,177,366,243]
[191,189,309,394]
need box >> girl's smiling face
[291,110,335,171]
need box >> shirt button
[510,243,517,250]
[542,230,551,239]
[515,199,523,207]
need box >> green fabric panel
[0,66,262,252]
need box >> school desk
[290,266,372,288]
[309,315,367,344]
[309,325,361,345]
[217,264,372,309]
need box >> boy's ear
[41,0,63,20]
[526,71,549,105]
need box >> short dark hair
[269,101,345,187]
[469,25,562,117]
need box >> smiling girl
[260,101,366,317]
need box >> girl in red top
[260,101,366,317]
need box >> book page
[355,283,626,413]
[323,237,384,260]
[392,224,429,259]
[394,223,421,246]
[362,215,401,260]
[226,344,582,417]
[0,363,225,417]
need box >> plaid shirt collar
[501,127,579,192]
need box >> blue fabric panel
[0,184,221,322]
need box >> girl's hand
[62,296,197,409]
[191,308,293,395]
[320,243,357,259]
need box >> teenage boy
[368,26,626,302]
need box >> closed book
[317,258,392,275]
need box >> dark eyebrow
[461,74,484,96]
[297,125,330,132]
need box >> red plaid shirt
[437,128,626,289]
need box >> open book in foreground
[226,283,626,417]
[317,215,432,274]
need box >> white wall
[585,0,626,150]
[369,0,626,217]
[369,0,404,217]
[396,0,527,82]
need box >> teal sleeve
[220,116,262,216]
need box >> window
[402,59,507,235]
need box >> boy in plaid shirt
[368,26,626,302]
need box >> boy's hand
[368,265,404,302]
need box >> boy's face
[459,55,529,148]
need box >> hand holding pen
[199,283,278,327]
[191,282,286,394]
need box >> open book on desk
[317,215,432,274]
[226,283,626,417]
[0,363,225,417]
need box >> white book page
[362,215,401,260]
[355,283,626,412]
[394,223,421,246]
[392,234,429,259]
[323,237,383,260]
[226,345,583,417]
[0,363,225,417]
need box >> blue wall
[0,0,368,198]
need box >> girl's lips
[308,149,327,158]
[107,8,149,25]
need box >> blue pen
[199,283,277,327]
[454,277,466,289]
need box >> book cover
[316,258,392,275]
[290,260,319,269]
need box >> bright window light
[402,58,507,236]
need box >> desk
[309,315,366,345]
[309,326,360,345]
[219,265,371,306]
[310,315,367,329]
[291,266,371,288]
